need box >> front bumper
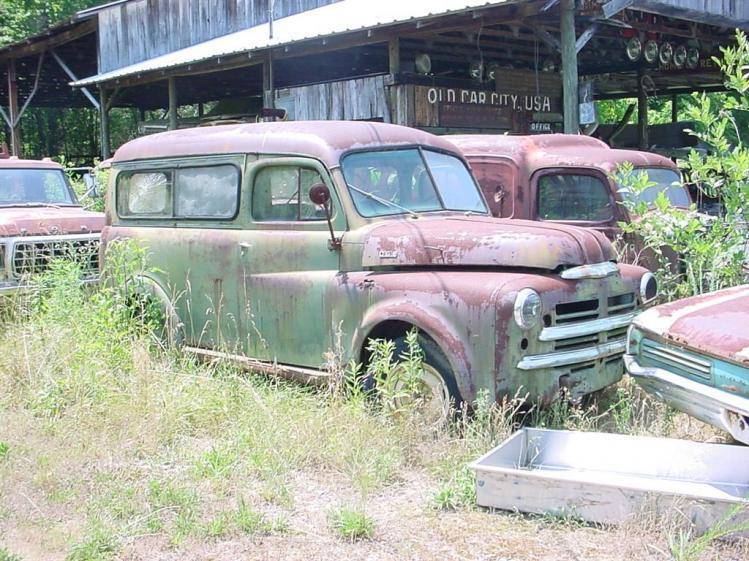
[625,354,749,444]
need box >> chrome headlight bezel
[639,272,658,304]
[514,288,542,330]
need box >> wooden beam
[7,59,21,156]
[99,87,110,159]
[575,23,600,54]
[671,93,678,123]
[51,50,99,110]
[263,53,274,108]
[560,0,578,133]
[167,76,177,130]
[0,19,96,62]
[637,68,649,150]
[388,38,400,75]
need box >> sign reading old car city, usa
[404,69,563,132]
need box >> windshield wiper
[347,183,419,218]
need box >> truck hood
[633,285,749,365]
[355,216,615,270]
[0,206,105,237]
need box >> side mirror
[82,173,99,197]
[308,183,340,250]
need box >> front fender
[356,298,476,398]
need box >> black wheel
[389,334,462,425]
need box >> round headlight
[640,272,658,304]
[643,40,659,64]
[514,288,541,330]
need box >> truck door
[237,157,346,367]
[467,157,519,218]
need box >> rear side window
[117,165,239,219]
[537,174,613,222]
[175,165,239,218]
[252,166,328,221]
[118,171,172,217]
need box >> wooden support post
[671,94,678,123]
[388,38,400,76]
[560,0,579,134]
[7,59,21,156]
[99,87,110,159]
[637,68,649,150]
[168,77,178,130]
[263,53,274,108]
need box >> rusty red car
[448,134,691,243]
[104,121,656,413]
[626,285,749,443]
[0,155,104,294]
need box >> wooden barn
[1,0,748,159]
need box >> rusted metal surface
[449,134,686,242]
[632,285,749,365]
[106,121,651,406]
[627,285,749,443]
[354,215,614,270]
[111,121,462,168]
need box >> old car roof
[449,134,677,175]
[112,121,463,166]
[0,158,64,170]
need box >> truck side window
[175,165,239,219]
[537,174,613,222]
[252,166,328,221]
[118,171,172,217]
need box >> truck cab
[104,121,656,412]
[449,134,691,243]
[0,155,104,295]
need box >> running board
[184,346,332,386]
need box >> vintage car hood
[355,216,615,270]
[0,207,105,237]
[633,285,749,365]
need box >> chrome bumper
[539,312,636,341]
[517,340,626,371]
[625,354,749,444]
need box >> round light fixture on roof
[626,37,642,61]
[415,53,432,75]
[643,40,659,64]
[659,42,674,65]
[673,45,687,69]
[468,60,483,81]
[686,47,700,69]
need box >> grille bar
[641,339,712,380]
[10,234,100,278]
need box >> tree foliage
[616,31,749,300]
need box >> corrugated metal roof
[71,0,516,87]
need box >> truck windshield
[0,168,77,207]
[341,148,487,217]
[619,168,691,208]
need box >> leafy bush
[616,31,749,300]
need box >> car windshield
[341,148,487,217]
[0,168,77,207]
[618,167,691,208]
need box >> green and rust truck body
[103,121,655,406]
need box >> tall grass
[0,243,738,560]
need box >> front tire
[390,334,462,425]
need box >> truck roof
[449,134,677,175]
[0,157,65,170]
[112,121,464,167]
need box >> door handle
[238,241,251,255]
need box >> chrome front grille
[549,292,636,352]
[641,339,712,380]
[11,235,100,278]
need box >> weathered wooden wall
[274,75,389,122]
[98,0,340,73]
[634,0,749,23]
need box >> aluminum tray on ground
[469,428,749,534]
